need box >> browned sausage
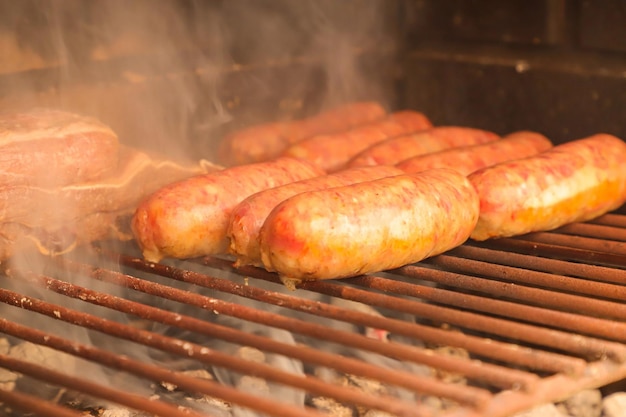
[131,157,325,262]
[397,131,552,175]
[258,169,479,282]
[228,165,405,267]
[281,110,432,172]
[217,101,387,166]
[347,126,500,168]
[469,133,626,241]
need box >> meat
[397,131,553,175]
[469,133,626,241]
[228,165,405,267]
[0,108,119,187]
[217,101,387,166]
[281,110,433,172]
[132,157,325,262]
[258,169,479,282]
[0,146,215,261]
[346,126,500,168]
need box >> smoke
[0,0,393,161]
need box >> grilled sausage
[131,157,325,262]
[217,101,387,166]
[347,126,500,168]
[469,133,626,241]
[228,165,405,267]
[397,131,552,175]
[281,110,432,172]
[259,169,479,282]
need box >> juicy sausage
[228,165,405,267]
[469,133,626,241]
[281,110,432,172]
[397,131,552,176]
[131,157,325,262]
[217,101,387,166]
[347,126,500,168]
[259,169,479,282]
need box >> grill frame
[0,213,625,417]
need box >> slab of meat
[280,110,432,172]
[259,169,479,282]
[228,165,405,267]
[0,146,214,261]
[397,131,552,175]
[0,108,119,187]
[132,157,325,262]
[217,101,387,166]
[346,126,500,168]
[469,133,626,241]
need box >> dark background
[0,0,624,156]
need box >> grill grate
[0,213,625,417]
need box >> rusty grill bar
[0,212,625,417]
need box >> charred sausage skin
[217,101,387,166]
[281,110,432,172]
[228,165,405,267]
[469,133,626,241]
[347,126,500,168]
[259,169,479,281]
[131,157,325,262]
[397,131,552,175]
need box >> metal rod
[3,269,478,414]
[193,256,587,376]
[452,244,626,286]
[425,255,626,315]
[0,386,84,417]
[0,351,211,417]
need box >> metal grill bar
[0,386,84,417]
[0,288,327,417]
[0,213,624,417]
[197,257,586,375]
[0,349,209,417]
[1,271,433,417]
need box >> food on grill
[228,165,405,267]
[0,146,213,261]
[346,126,500,168]
[258,168,479,282]
[396,131,553,175]
[470,133,626,240]
[281,110,432,172]
[217,101,387,166]
[132,157,325,263]
[0,108,119,187]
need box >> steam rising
[0,0,393,162]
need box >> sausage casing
[131,157,325,262]
[281,110,432,172]
[259,169,479,281]
[347,126,500,168]
[228,165,405,267]
[217,101,386,166]
[469,133,626,240]
[397,131,552,175]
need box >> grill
[0,211,625,417]
[1,1,626,416]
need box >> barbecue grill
[0,1,625,416]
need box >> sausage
[131,157,325,262]
[281,110,432,172]
[469,133,626,241]
[217,101,387,166]
[347,126,500,168]
[397,131,553,176]
[228,165,405,267]
[259,169,479,282]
